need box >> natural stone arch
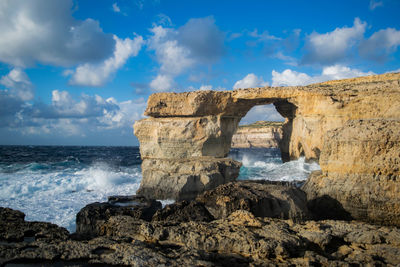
[134,73,400,226]
[134,90,314,201]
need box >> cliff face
[134,73,400,225]
[231,121,283,148]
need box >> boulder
[152,200,214,222]
[76,196,161,237]
[196,181,311,221]
[0,207,69,243]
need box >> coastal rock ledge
[134,73,400,226]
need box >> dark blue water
[0,146,319,232]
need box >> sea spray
[229,148,320,183]
[1,146,320,232]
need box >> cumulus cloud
[0,88,147,141]
[0,70,147,141]
[233,73,269,89]
[359,28,400,62]
[0,68,33,101]
[178,17,226,63]
[68,35,144,86]
[147,17,225,92]
[149,74,175,92]
[302,18,367,65]
[0,0,115,67]
[271,65,375,87]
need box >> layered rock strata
[137,157,241,200]
[303,119,400,226]
[231,121,283,148]
[134,73,400,225]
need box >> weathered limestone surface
[137,157,241,200]
[231,121,283,148]
[302,119,400,226]
[134,116,240,159]
[134,73,400,225]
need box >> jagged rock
[137,157,241,200]
[231,121,283,148]
[100,213,400,266]
[152,200,214,222]
[0,207,69,243]
[76,196,161,237]
[303,119,400,226]
[2,207,400,266]
[196,181,311,221]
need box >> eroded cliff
[134,73,400,225]
[231,121,283,148]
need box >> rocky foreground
[2,181,400,266]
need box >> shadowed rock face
[134,73,400,225]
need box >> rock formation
[134,73,400,226]
[4,181,400,266]
[231,121,283,148]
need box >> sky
[0,0,399,146]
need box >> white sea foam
[0,163,141,232]
[1,147,321,234]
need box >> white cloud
[271,70,313,87]
[359,28,400,62]
[45,90,119,118]
[240,105,284,125]
[0,0,115,67]
[233,73,269,89]
[148,26,194,75]
[177,17,225,63]
[0,85,147,140]
[369,0,383,10]
[0,68,33,101]
[68,35,144,86]
[273,52,297,66]
[249,29,281,41]
[149,74,175,92]
[271,65,375,86]
[102,98,147,129]
[147,17,225,92]
[302,18,367,65]
[112,3,121,13]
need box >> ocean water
[0,146,320,232]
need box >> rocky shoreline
[2,73,400,266]
[2,180,400,266]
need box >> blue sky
[0,0,399,146]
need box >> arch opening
[228,101,320,185]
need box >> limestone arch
[228,99,298,163]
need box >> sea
[0,146,320,232]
